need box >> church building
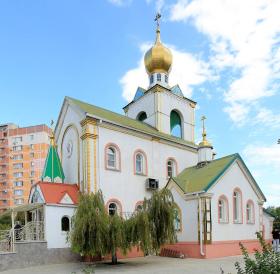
[29,19,273,258]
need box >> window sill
[135,172,147,176]
[233,221,243,224]
[246,221,255,225]
[106,167,121,172]
[219,220,229,224]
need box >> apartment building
[0,123,51,212]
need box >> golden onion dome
[144,28,173,75]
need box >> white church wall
[210,161,262,242]
[158,91,194,142]
[125,90,156,128]
[98,126,197,213]
[263,212,273,240]
[170,187,198,242]
[45,205,76,249]
[56,103,83,185]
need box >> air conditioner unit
[146,178,159,190]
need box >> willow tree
[144,188,177,254]
[107,213,127,264]
[70,191,109,257]
[70,188,177,263]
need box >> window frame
[106,199,122,217]
[233,188,243,224]
[218,195,229,224]
[104,143,121,171]
[173,204,182,232]
[246,200,255,224]
[133,149,147,176]
[61,215,70,232]
[170,110,183,138]
[166,158,178,178]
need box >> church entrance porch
[0,203,45,253]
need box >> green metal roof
[66,96,196,148]
[172,153,266,200]
[41,142,65,183]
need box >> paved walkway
[2,255,243,274]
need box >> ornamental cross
[154,13,161,29]
[201,115,206,133]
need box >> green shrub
[235,232,280,274]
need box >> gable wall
[210,161,262,241]
[170,187,198,242]
[56,103,84,186]
[45,205,76,248]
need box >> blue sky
[0,0,279,206]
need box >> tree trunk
[111,252,118,264]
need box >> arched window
[157,73,161,81]
[134,150,147,175]
[233,189,242,223]
[167,158,177,178]
[165,75,168,83]
[108,203,118,216]
[218,196,228,223]
[105,143,121,171]
[150,75,154,85]
[31,190,43,203]
[174,206,182,232]
[170,110,182,138]
[107,147,116,168]
[136,204,143,212]
[137,112,147,122]
[61,216,70,232]
[136,153,143,174]
[246,200,254,224]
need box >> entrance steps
[160,247,185,259]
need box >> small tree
[235,232,280,274]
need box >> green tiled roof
[172,153,266,200]
[66,96,196,148]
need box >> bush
[235,232,280,274]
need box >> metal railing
[0,221,45,253]
[15,221,44,242]
[0,229,12,253]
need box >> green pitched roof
[41,139,65,183]
[172,153,266,200]
[66,96,196,148]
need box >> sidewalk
[1,255,243,274]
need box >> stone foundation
[0,241,80,272]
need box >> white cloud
[120,43,211,101]
[242,144,280,206]
[254,107,280,129]
[169,0,280,126]
[108,0,132,6]
[243,144,280,169]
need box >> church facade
[30,22,273,258]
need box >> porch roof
[1,203,44,216]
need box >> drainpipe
[198,195,205,256]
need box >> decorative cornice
[80,117,97,127]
